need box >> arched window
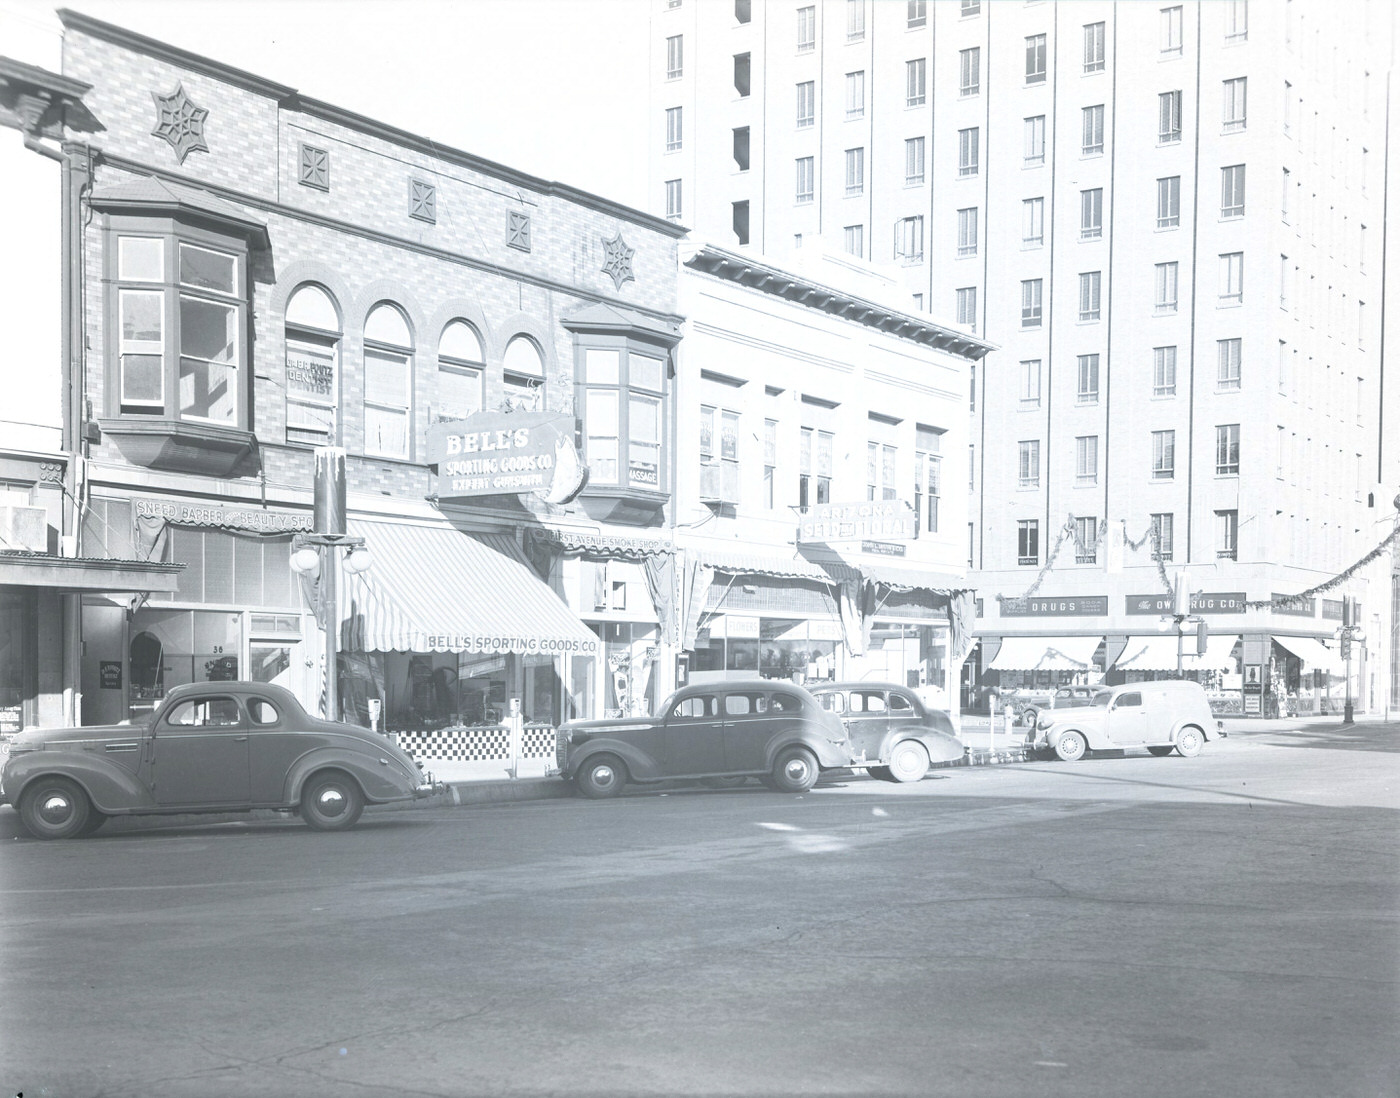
[284,284,340,446]
[502,335,545,412]
[437,320,484,422]
[364,302,413,458]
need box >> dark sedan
[810,682,965,782]
[0,682,438,839]
[556,679,852,798]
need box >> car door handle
[235,735,248,742]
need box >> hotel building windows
[1080,188,1102,239]
[502,335,545,412]
[1154,262,1179,314]
[796,81,815,128]
[1024,115,1046,166]
[1018,440,1040,488]
[1151,513,1174,560]
[1023,197,1044,247]
[845,147,865,195]
[959,48,980,97]
[1076,354,1099,402]
[957,208,978,257]
[1018,519,1040,565]
[1079,272,1101,321]
[1154,346,1177,395]
[1021,279,1043,328]
[1074,516,1098,563]
[1020,359,1042,405]
[798,423,834,507]
[666,34,683,79]
[700,405,741,503]
[797,5,815,51]
[1083,21,1105,72]
[1223,77,1247,132]
[1152,430,1175,479]
[866,416,898,501]
[1082,105,1104,155]
[896,216,924,263]
[1216,510,1238,560]
[1157,176,1181,228]
[665,179,682,220]
[844,224,864,258]
[905,137,925,184]
[1221,164,1246,218]
[1219,253,1244,305]
[906,58,926,107]
[958,128,980,177]
[845,71,865,119]
[1025,34,1047,84]
[1217,338,1242,390]
[796,157,815,204]
[665,106,683,151]
[1216,423,1240,475]
[1161,5,1183,56]
[956,287,977,332]
[1075,435,1099,484]
[1159,90,1183,143]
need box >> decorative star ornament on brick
[151,83,209,164]
[600,232,636,290]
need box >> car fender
[3,748,158,814]
[567,737,666,782]
[1045,720,1107,749]
[1169,719,1213,744]
[284,747,417,806]
[767,732,850,771]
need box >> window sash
[1021,280,1043,326]
[1152,431,1175,477]
[906,58,926,106]
[796,81,815,127]
[845,147,865,194]
[796,157,815,203]
[797,6,815,49]
[1025,34,1047,82]
[1080,188,1103,238]
[1220,254,1244,303]
[1018,520,1039,565]
[1020,359,1042,403]
[959,48,980,96]
[1161,5,1183,54]
[1023,198,1044,246]
[1083,22,1105,71]
[958,128,979,176]
[1024,116,1046,165]
[1222,165,1246,217]
[1218,339,1242,389]
[1155,263,1179,312]
[665,107,683,150]
[845,71,865,118]
[1154,346,1178,395]
[1075,436,1098,480]
[1077,355,1100,401]
[1082,105,1104,154]
[666,34,683,79]
[1223,77,1247,130]
[1216,425,1240,474]
[1078,272,1101,321]
[1152,514,1174,560]
[1159,91,1183,142]
[957,208,978,256]
[1018,441,1040,487]
[1157,176,1181,228]
[905,137,925,184]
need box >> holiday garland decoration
[1002,515,1174,603]
[1244,523,1400,610]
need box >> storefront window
[0,591,29,732]
[128,607,243,715]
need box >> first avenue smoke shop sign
[427,412,577,500]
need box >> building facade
[649,0,1397,716]
[2,8,985,761]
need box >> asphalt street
[1,723,1396,1098]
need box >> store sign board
[1000,595,1108,617]
[797,501,916,543]
[1321,598,1345,621]
[131,497,311,533]
[1272,593,1316,617]
[428,411,581,500]
[861,541,906,556]
[1125,591,1247,615]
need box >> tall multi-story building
[650,0,1396,716]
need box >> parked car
[809,682,965,782]
[1013,684,1108,727]
[0,682,440,839]
[556,679,852,798]
[1025,680,1225,761]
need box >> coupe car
[810,682,966,782]
[556,679,852,798]
[0,681,439,839]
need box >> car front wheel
[301,771,365,831]
[1053,731,1087,762]
[18,776,94,840]
[576,755,627,799]
[1174,727,1204,758]
[770,747,819,793]
[886,740,930,783]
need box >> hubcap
[592,765,615,787]
[39,792,74,826]
[784,759,808,781]
[316,787,347,817]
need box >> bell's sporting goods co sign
[428,411,586,503]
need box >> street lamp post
[1337,596,1364,724]
[290,448,371,722]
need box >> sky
[1,0,655,210]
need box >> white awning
[1273,635,1344,675]
[1113,634,1237,672]
[988,636,1101,671]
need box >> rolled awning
[338,519,599,655]
[1273,635,1344,675]
[1113,634,1237,672]
[988,635,1101,671]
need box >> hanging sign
[1125,591,1247,615]
[428,411,585,501]
[1000,595,1108,617]
[798,500,917,543]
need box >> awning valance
[1273,635,1343,675]
[0,552,182,593]
[692,547,838,582]
[338,519,599,655]
[1113,634,1237,672]
[857,562,967,595]
[988,636,1101,671]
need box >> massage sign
[427,411,587,504]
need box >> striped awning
[1113,634,1237,672]
[337,519,599,655]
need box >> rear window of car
[889,692,914,713]
[769,692,802,713]
[249,698,280,725]
[673,695,718,719]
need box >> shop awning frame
[1272,635,1344,675]
[1113,634,1237,672]
[988,635,1102,672]
[0,551,183,593]
[338,519,599,655]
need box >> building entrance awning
[1272,635,1343,675]
[988,635,1101,671]
[0,552,182,593]
[1113,634,1237,672]
[339,520,599,655]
